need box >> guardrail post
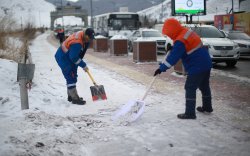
[17,41,35,110]
[19,78,29,110]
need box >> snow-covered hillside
[0,0,55,28]
[137,0,242,23]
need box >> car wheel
[226,60,237,67]
[128,41,133,52]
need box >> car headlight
[204,44,211,49]
[238,43,247,48]
[234,42,239,48]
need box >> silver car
[226,31,250,57]
[128,28,172,54]
[185,25,240,67]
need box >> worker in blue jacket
[55,28,95,105]
[154,18,213,119]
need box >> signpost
[171,0,206,23]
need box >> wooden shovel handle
[86,69,97,85]
[141,76,157,101]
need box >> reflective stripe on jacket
[175,28,203,55]
[61,31,84,53]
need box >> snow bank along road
[0,32,249,156]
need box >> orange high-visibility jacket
[61,31,84,53]
[175,28,203,55]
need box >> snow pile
[110,35,128,40]
[95,35,107,39]
[135,38,156,42]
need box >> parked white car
[225,31,250,57]
[127,28,172,54]
[185,24,240,67]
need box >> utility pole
[21,16,23,30]
[161,0,164,22]
[39,11,41,28]
[61,0,64,28]
[232,0,234,13]
[90,0,93,27]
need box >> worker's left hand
[154,68,162,76]
[83,66,89,72]
[165,44,172,52]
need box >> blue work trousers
[184,70,212,115]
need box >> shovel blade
[90,85,107,101]
[112,100,145,123]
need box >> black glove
[166,44,173,52]
[154,69,162,76]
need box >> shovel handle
[86,69,97,85]
[141,76,157,101]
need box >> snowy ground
[0,32,250,156]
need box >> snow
[0,0,55,28]
[95,35,107,39]
[0,0,250,155]
[137,0,242,23]
[0,31,250,156]
[110,35,128,40]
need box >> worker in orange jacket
[55,28,95,105]
[154,18,213,119]
[57,28,65,45]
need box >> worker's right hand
[154,68,162,76]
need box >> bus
[93,12,140,38]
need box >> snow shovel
[86,69,107,101]
[112,76,157,123]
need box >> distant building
[214,12,250,35]
[239,0,250,12]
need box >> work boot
[178,98,196,119]
[177,113,196,119]
[67,96,83,102]
[197,96,213,113]
[67,88,86,105]
[196,106,213,113]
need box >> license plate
[220,50,228,56]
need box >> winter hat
[162,18,184,41]
[85,28,95,40]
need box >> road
[213,57,250,79]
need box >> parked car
[128,28,172,54]
[64,28,73,39]
[64,26,84,39]
[184,24,240,67]
[224,31,250,57]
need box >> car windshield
[190,26,225,38]
[142,31,162,37]
[228,32,250,40]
